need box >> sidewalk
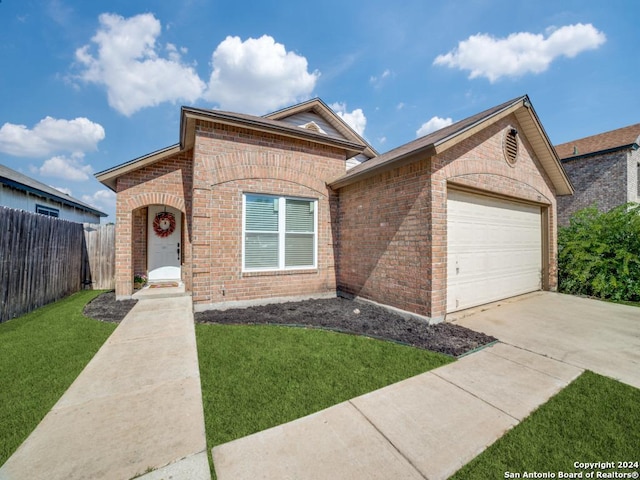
[0,294,210,480]
[212,343,583,480]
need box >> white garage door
[447,189,542,313]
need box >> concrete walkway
[0,294,210,480]
[212,342,583,480]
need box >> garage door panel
[447,190,542,313]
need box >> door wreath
[153,211,176,238]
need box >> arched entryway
[115,192,189,298]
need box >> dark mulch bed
[195,297,497,357]
[83,292,497,357]
[83,291,138,323]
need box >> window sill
[242,268,319,278]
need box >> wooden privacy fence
[0,206,115,323]
[83,223,115,290]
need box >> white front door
[148,205,182,282]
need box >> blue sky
[1,0,638,221]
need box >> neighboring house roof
[0,164,107,217]
[329,95,574,195]
[96,101,370,191]
[555,123,640,160]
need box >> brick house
[96,95,572,322]
[555,123,640,226]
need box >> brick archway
[115,193,189,299]
[126,192,186,213]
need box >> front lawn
[6,292,638,480]
[195,323,453,447]
[451,371,640,479]
[0,290,116,465]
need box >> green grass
[195,323,453,447]
[451,371,640,479]
[0,290,116,465]
[7,294,638,480]
[603,297,640,308]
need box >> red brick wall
[337,159,433,316]
[132,207,147,277]
[189,120,346,307]
[337,115,559,320]
[114,151,193,297]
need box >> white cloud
[330,102,367,137]
[75,13,206,116]
[416,116,453,137]
[74,15,321,116]
[369,69,393,88]
[434,23,606,82]
[39,154,93,181]
[0,116,105,157]
[205,35,319,114]
[82,189,116,211]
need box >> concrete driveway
[452,291,640,389]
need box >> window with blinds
[243,194,317,271]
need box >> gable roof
[96,101,370,191]
[329,95,574,196]
[555,123,640,160]
[264,98,378,158]
[0,163,107,217]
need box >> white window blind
[285,199,314,267]
[243,194,317,271]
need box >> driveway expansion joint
[483,343,585,383]
[496,341,587,377]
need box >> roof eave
[329,145,436,189]
[95,144,182,191]
[432,100,525,154]
[435,97,573,195]
[329,96,574,196]
[560,143,639,162]
[0,177,107,217]
[513,103,574,196]
[330,97,527,190]
[181,107,367,158]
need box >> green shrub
[558,203,640,301]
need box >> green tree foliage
[558,203,640,301]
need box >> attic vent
[504,127,519,166]
[302,121,322,133]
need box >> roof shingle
[555,123,640,160]
[330,96,527,186]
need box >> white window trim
[242,193,318,272]
[35,204,60,218]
